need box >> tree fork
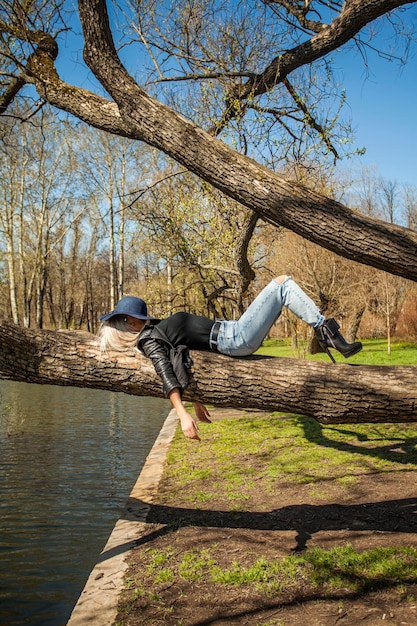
[0,321,415,425]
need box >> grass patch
[256,337,417,365]
[164,410,417,506]
[178,549,217,581]
[126,544,417,599]
[303,545,417,592]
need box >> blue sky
[332,3,417,188]
[335,44,417,187]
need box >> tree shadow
[98,400,417,567]
[298,416,417,466]
[98,495,417,562]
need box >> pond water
[0,380,170,626]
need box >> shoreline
[66,408,179,626]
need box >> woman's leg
[279,276,362,359]
[216,276,324,356]
[276,275,325,327]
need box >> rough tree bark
[0,321,415,424]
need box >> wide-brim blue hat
[100,296,158,322]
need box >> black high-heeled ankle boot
[315,318,362,363]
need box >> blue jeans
[211,277,325,356]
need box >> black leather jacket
[137,326,192,397]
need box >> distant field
[256,337,417,365]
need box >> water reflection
[0,381,170,626]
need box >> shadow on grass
[299,416,417,466]
[99,495,417,562]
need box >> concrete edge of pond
[66,408,179,626]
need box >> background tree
[78,129,160,306]
[0,112,28,323]
[129,171,259,318]
[0,108,84,327]
[404,184,417,230]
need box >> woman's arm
[169,388,200,441]
[139,331,204,439]
[138,332,182,398]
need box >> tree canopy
[1,0,417,281]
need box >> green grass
[212,544,417,594]
[127,544,417,599]
[256,337,417,365]
[166,411,417,507]
[302,545,417,591]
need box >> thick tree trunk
[0,321,416,424]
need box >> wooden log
[0,321,415,424]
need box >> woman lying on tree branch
[98,276,362,441]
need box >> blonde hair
[97,316,141,352]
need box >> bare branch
[0,75,26,114]
[262,0,328,33]
[234,0,413,100]
[283,77,340,162]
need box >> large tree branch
[235,211,258,302]
[3,2,417,283]
[0,75,26,115]
[77,0,417,283]
[0,321,416,424]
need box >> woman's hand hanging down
[168,388,201,441]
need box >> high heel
[315,318,362,363]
